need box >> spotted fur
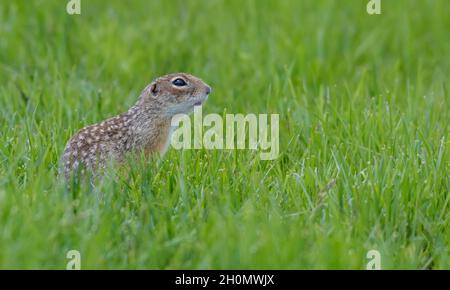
[61,72,211,178]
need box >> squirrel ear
[150,83,158,96]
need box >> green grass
[0,0,448,269]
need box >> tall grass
[0,0,448,269]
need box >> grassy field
[0,0,448,269]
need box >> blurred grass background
[0,0,448,269]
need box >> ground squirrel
[61,73,211,178]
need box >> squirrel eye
[172,78,187,87]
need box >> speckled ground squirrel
[61,73,211,178]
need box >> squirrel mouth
[193,95,208,106]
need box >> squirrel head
[139,72,211,116]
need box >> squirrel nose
[205,86,211,95]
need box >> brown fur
[61,73,211,178]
